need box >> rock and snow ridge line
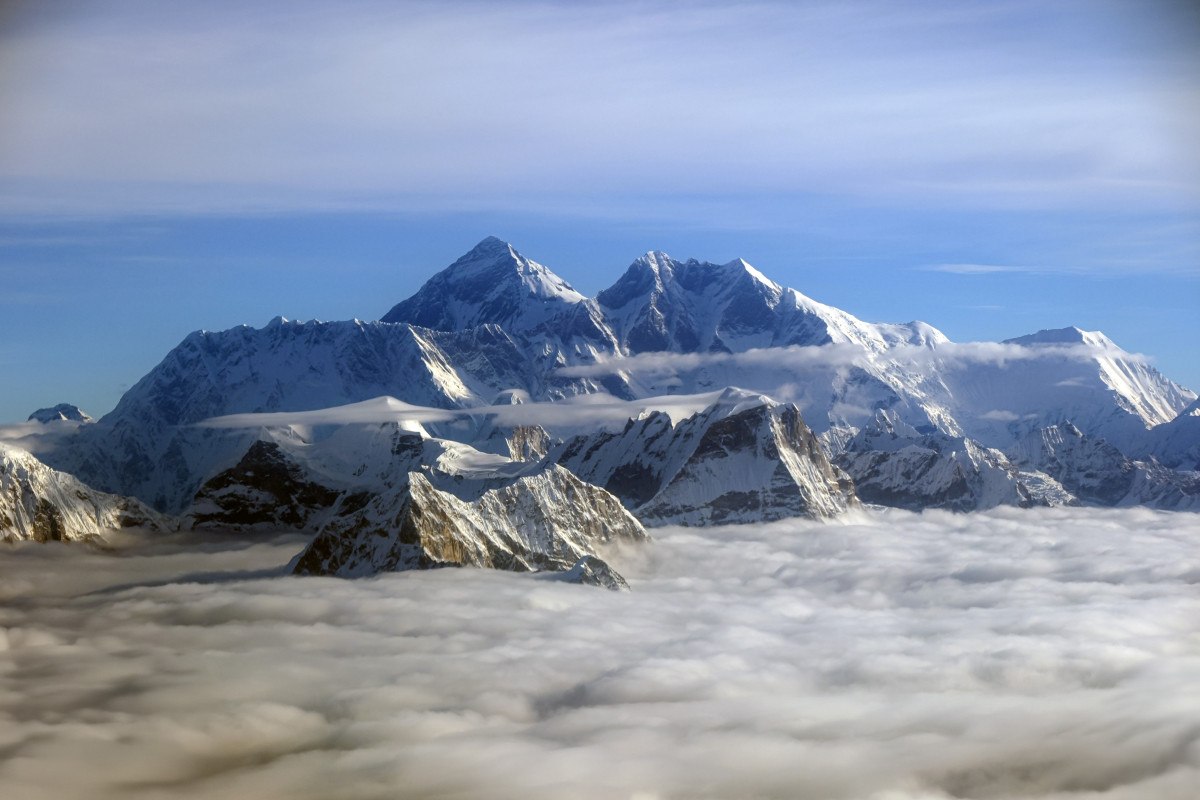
[376,237,1191,435]
[193,388,859,526]
[27,236,1198,519]
[549,388,859,525]
[0,442,169,543]
[186,421,650,585]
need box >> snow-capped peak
[27,403,93,424]
[725,257,780,291]
[1,442,165,542]
[708,386,776,417]
[471,234,514,254]
[430,236,583,302]
[637,250,675,273]
[1004,326,1116,349]
[380,237,586,332]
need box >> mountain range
[7,236,1197,582]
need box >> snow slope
[0,443,168,543]
[835,410,1036,511]
[1143,398,1200,470]
[552,388,858,525]
[40,318,569,512]
[185,422,648,584]
[381,236,587,334]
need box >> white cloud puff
[194,391,728,432]
[1,507,1198,798]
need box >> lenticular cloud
[1,507,1198,799]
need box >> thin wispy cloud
[0,0,1195,218]
[924,263,1046,275]
[195,392,729,432]
[188,340,1145,433]
[918,262,1165,276]
[556,341,1149,379]
[0,419,89,453]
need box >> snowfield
[1,507,1197,799]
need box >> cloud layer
[194,391,728,432]
[556,340,1147,378]
[1,507,1198,799]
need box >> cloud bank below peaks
[195,391,731,432]
[555,340,1148,379]
[1,507,1197,798]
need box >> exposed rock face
[554,555,631,591]
[836,411,1036,511]
[1009,423,1134,505]
[1008,423,1199,510]
[470,392,554,462]
[27,404,93,424]
[290,465,647,583]
[187,441,341,529]
[553,388,858,525]
[0,443,168,543]
[174,421,647,585]
[1143,399,1200,471]
[1122,463,1200,511]
[499,425,551,462]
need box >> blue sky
[1,0,1197,422]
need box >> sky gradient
[1,0,1197,422]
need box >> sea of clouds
[1,507,1198,799]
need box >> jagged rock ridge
[552,388,858,525]
[0,443,168,543]
[186,424,648,586]
[835,411,1039,511]
[28,236,1198,518]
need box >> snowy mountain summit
[0,443,166,543]
[27,403,92,424]
[382,236,587,333]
